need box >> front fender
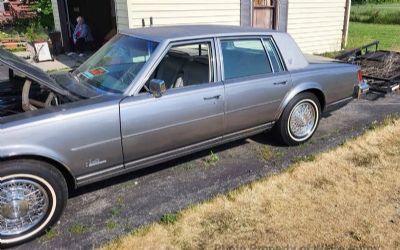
[275,82,324,120]
[0,144,73,175]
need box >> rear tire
[0,160,68,246]
[275,92,321,146]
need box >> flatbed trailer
[337,41,400,93]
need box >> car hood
[0,48,70,96]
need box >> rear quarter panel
[279,62,358,117]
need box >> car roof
[120,25,283,42]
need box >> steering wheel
[22,79,57,111]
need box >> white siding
[115,0,129,30]
[125,0,241,28]
[51,0,61,32]
[287,0,346,54]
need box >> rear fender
[275,82,324,120]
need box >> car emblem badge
[86,159,107,168]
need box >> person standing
[72,16,90,57]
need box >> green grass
[351,3,400,24]
[0,22,48,43]
[203,151,220,167]
[347,22,400,51]
[41,228,59,242]
[259,145,285,162]
[69,223,89,235]
[292,155,317,164]
[110,206,123,217]
[160,213,180,225]
[106,220,119,231]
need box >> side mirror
[149,79,166,98]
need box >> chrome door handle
[203,95,221,101]
[274,81,288,85]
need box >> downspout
[342,0,351,49]
[240,0,252,27]
[274,0,279,30]
[250,0,253,27]
[277,0,288,32]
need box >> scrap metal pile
[337,41,400,93]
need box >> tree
[31,0,54,30]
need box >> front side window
[221,39,272,80]
[144,42,214,91]
[73,34,159,94]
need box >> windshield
[73,35,159,94]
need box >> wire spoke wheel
[289,101,317,139]
[1,160,67,246]
[0,178,50,236]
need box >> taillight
[357,70,363,82]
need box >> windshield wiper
[69,71,81,83]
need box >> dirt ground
[11,92,400,250]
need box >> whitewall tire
[275,92,321,146]
[0,160,68,246]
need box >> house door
[65,0,117,48]
[252,0,277,29]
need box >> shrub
[25,22,49,42]
[31,0,54,30]
[353,0,400,4]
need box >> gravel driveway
[11,92,400,250]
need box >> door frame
[129,38,220,96]
[56,0,118,51]
[251,0,279,29]
[216,35,280,82]
[56,0,72,51]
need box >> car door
[219,37,292,135]
[120,40,224,169]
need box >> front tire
[275,92,321,146]
[0,160,68,246]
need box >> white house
[50,0,351,54]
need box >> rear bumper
[324,96,353,114]
[324,82,370,114]
[354,81,370,97]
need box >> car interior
[143,43,213,92]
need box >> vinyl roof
[120,25,310,72]
[120,25,282,42]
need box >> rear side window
[221,39,272,80]
[263,38,284,72]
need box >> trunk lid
[304,54,341,64]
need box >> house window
[252,0,277,29]
[254,0,275,7]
